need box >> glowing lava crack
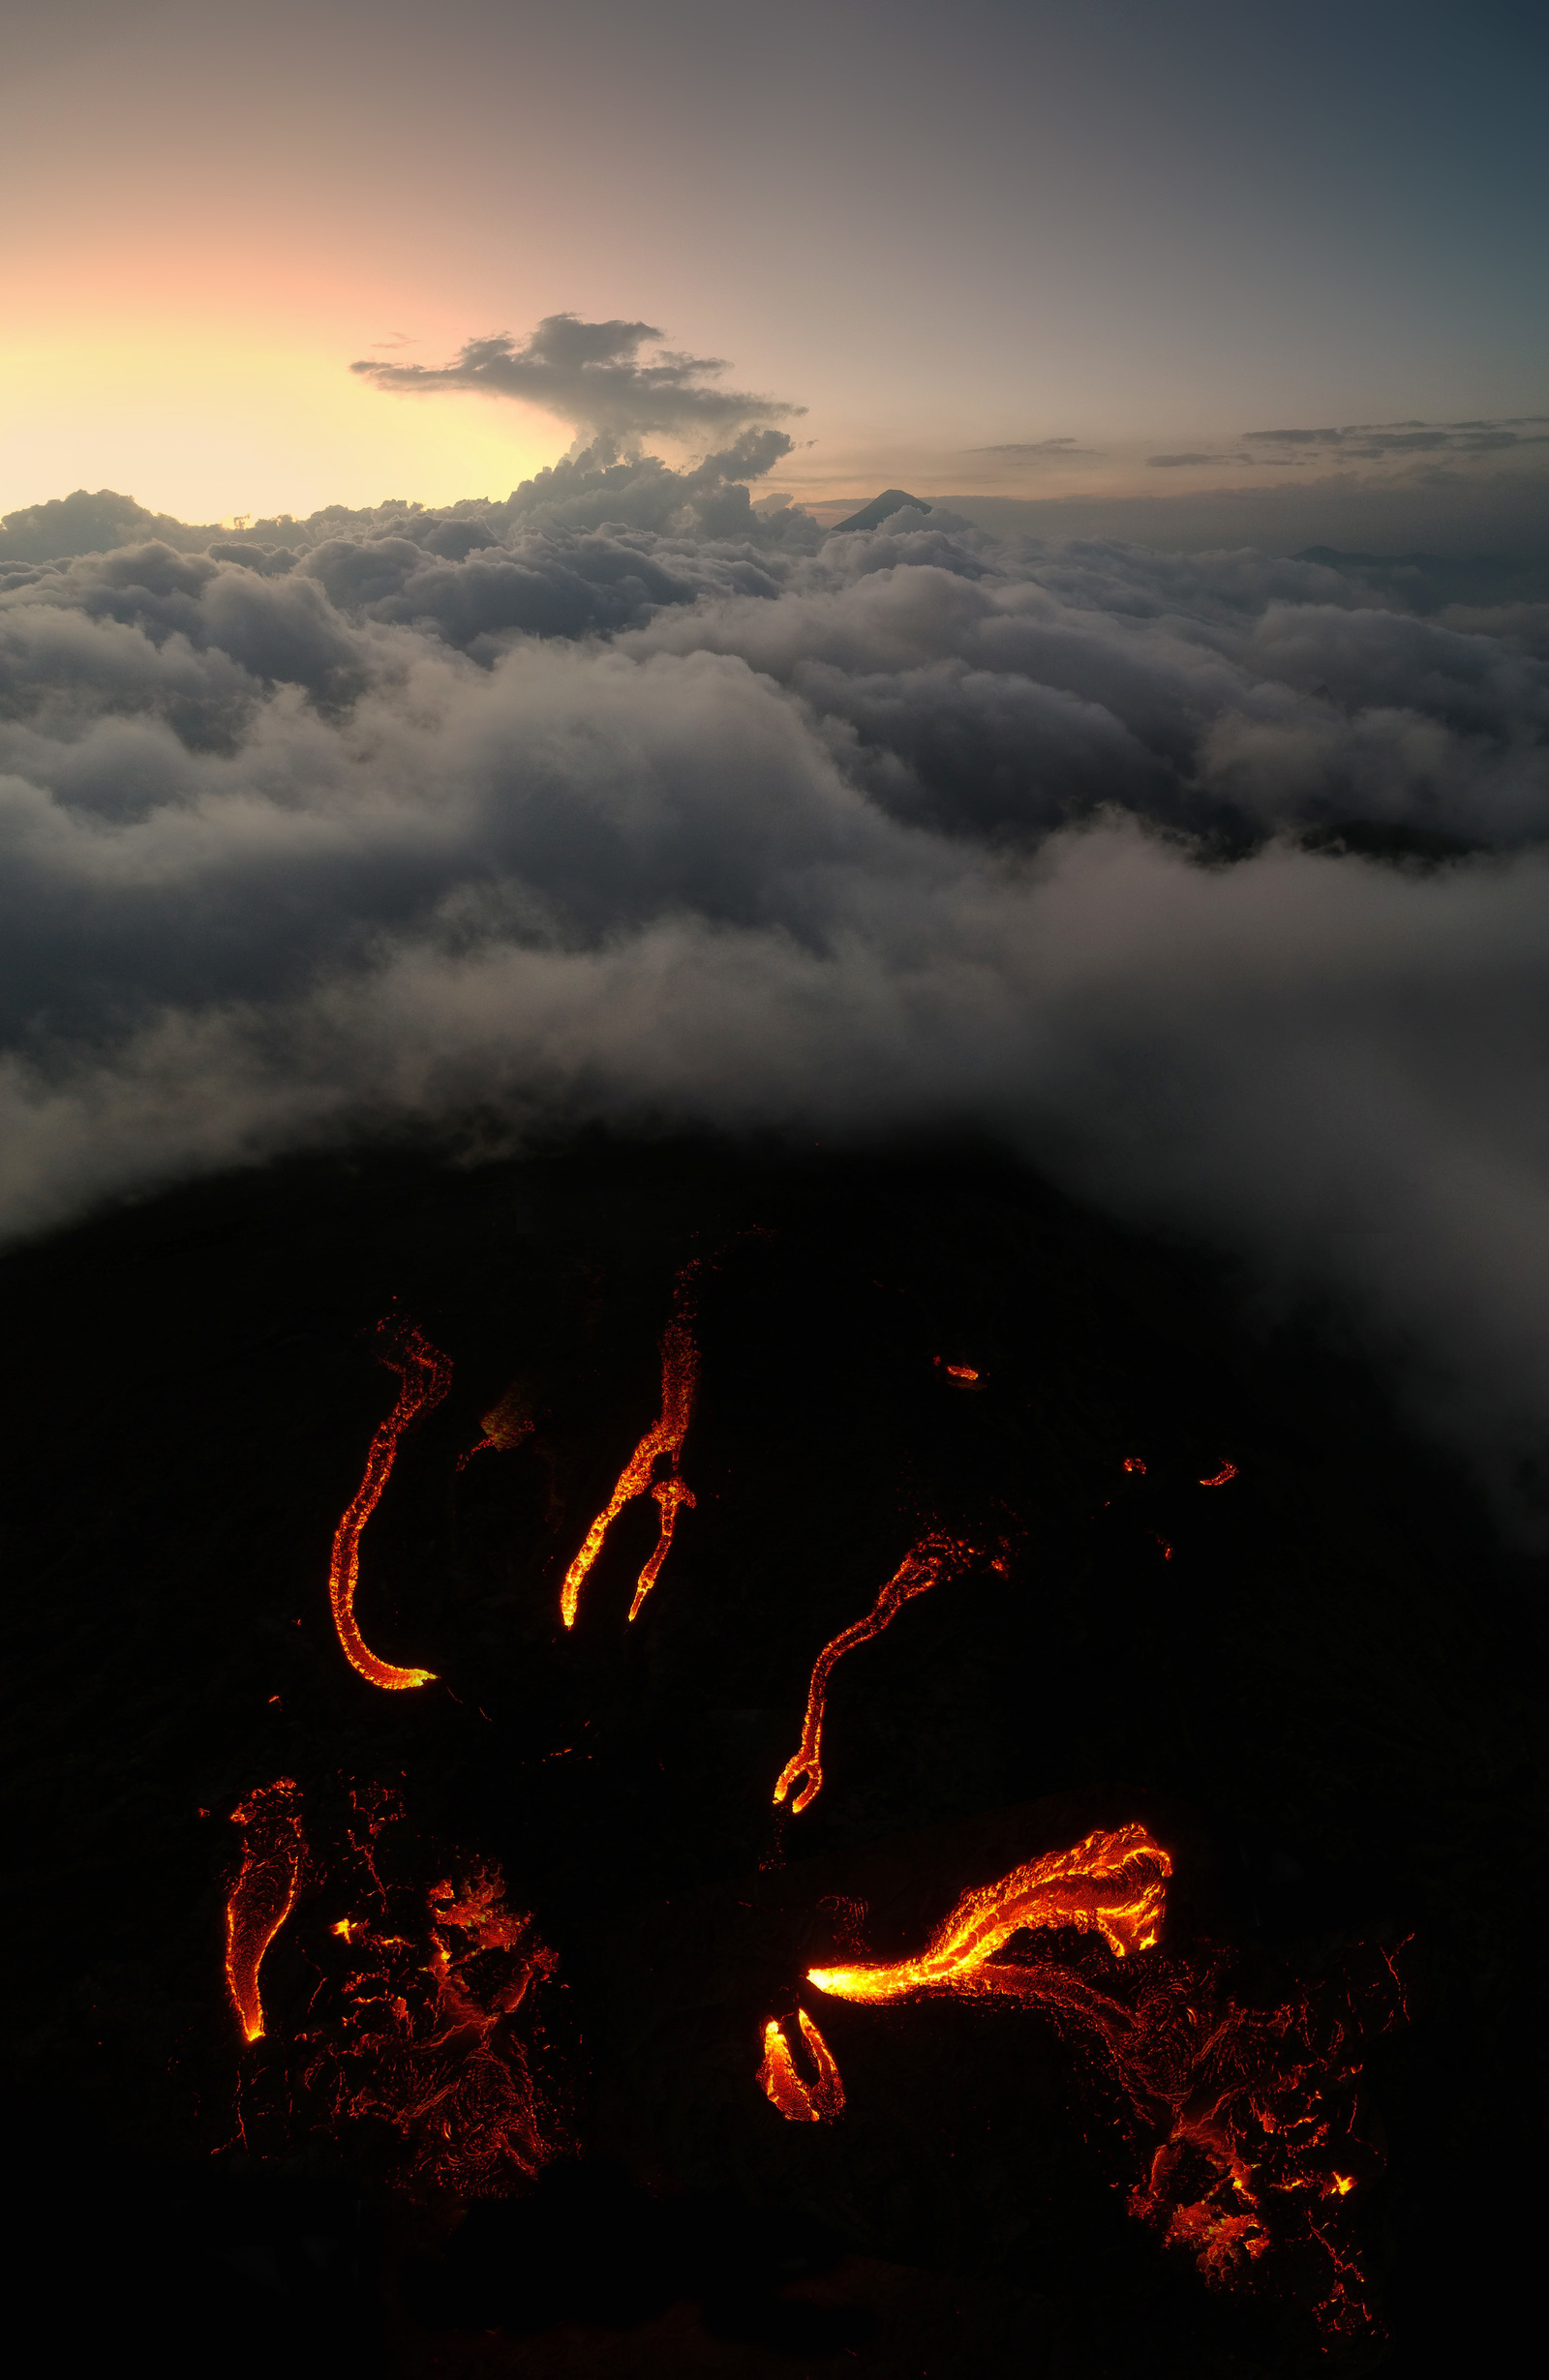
[774,1532,987,1813]
[561,1290,698,1629]
[225,1778,305,2042]
[328,1316,451,1689]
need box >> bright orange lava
[560,1305,698,1629]
[328,1317,451,1689]
[1123,1457,1146,1474]
[1200,1462,1239,1487]
[807,1823,1171,1999]
[225,1778,305,2042]
[774,1533,986,1814]
[758,2009,845,2124]
[799,1828,1403,2341]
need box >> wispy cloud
[1245,416,1549,461]
[969,437,1100,461]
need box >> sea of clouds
[4,434,1548,1530]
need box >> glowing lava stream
[329,1319,452,1690]
[758,2010,845,2123]
[773,1533,986,1814]
[226,1779,305,2042]
[560,1310,698,1629]
[807,1823,1172,2001]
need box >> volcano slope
[1,1133,1540,2378]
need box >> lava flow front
[328,1316,451,1689]
[774,1532,987,1813]
[797,1826,1402,2342]
[757,2009,845,2123]
[560,1287,699,1629]
[807,1823,1171,1996]
[225,1778,305,2042]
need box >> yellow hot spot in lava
[774,1533,984,1814]
[1123,1457,1146,1473]
[807,1823,1172,2002]
[332,1918,355,1941]
[225,1778,305,2042]
[561,1310,698,1629]
[757,2009,845,2123]
[328,1317,451,1689]
[1200,1462,1239,1487]
[1332,2173,1355,2195]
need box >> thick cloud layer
[4,461,1548,1530]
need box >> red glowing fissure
[561,1290,699,1630]
[774,1532,987,1814]
[328,1317,451,1690]
[226,1778,305,2042]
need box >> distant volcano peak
[834,488,931,532]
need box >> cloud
[1147,453,1241,468]
[970,438,1101,461]
[1245,416,1549,463]
[3,444,1549,1534]
[351,314,804,442]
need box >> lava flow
[774,1532,986,1814]
[800,1827,1403,2342]
[807,1823,1171,1997]
[560,1290,699,1629]
[226,1781,566,2196]
[225,1778,305,2042]
[328,1316,451,1689]
[758,2009,845,2123]
[1200,1461,1238,1486]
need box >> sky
[6,0,1546,521]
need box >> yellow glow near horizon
[1,321,563,525]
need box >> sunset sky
[7,0,1545,521]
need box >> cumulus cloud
[351,313,804,442]
[3,445,1549,1532]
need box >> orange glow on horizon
[560,1284,699,1630]
[328,1317,451,1690]
[774,1532,986,1814]
[225,1779,305,2043]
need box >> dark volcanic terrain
[3,1135,1541,2378]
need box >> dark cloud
[1147,453,1240,468]
[1245,416,1549,463]
[3,448,1549,1534]
[351,314,804,441]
